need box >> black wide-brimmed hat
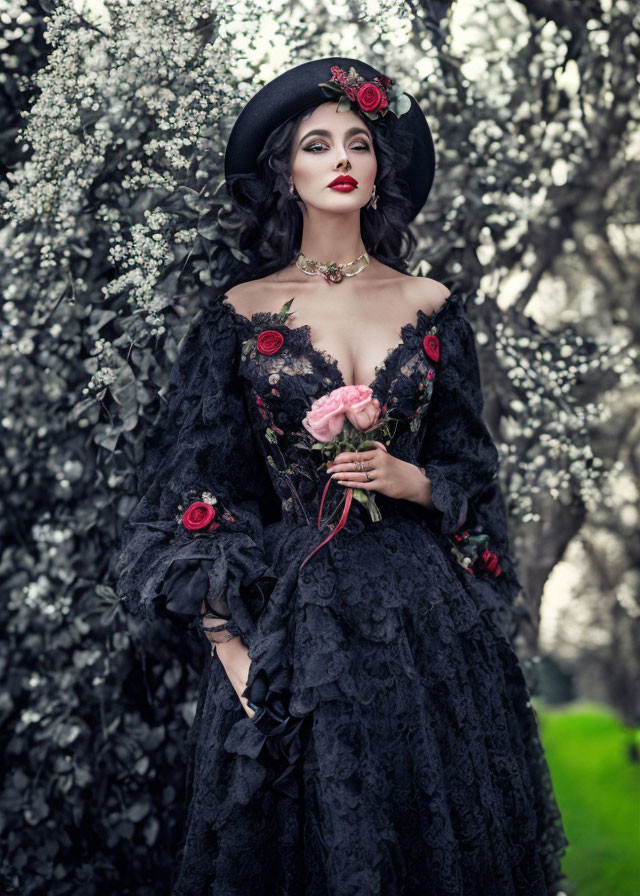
[224,56,435,222]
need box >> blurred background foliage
[0,0,638,892]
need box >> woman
[115,57,569,895]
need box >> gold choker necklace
[295,250,370,284]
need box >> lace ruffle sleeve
[418,296,500,534]
[417,296,524,621]
[114,294,278,641]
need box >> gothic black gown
[115,286,569,896]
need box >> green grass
[532,699,640,896]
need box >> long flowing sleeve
[418,296,500,534]
[417,295,524,617]
[114,294,279,642]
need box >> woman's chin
[303,196,368,214]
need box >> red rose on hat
[182,502,218,531]
[256,330,284,355]
[357,82,384,112]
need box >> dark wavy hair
[216,102,418,287]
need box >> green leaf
[96,584,117,599]
[143,816,160,847]
[93,424,122,453]
[126,800,150,823]
[395,94,411,116]
[134,756,150,775]
[278,296,296,322]
[367,494,383,522]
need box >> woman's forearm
[201,599,255,718]
[215,637,256,718]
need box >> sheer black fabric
[114,286,569,895]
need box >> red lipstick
[328,174,358,191]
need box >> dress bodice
[215,290,458,528]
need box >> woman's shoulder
[364,260,451,302]
[197,279,268,333]
[218,275,287,321]
[406,274,451,309]
[388,267,452,318]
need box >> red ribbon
[300,477,354,569]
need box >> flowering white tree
[0,0,638,891]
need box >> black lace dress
[115,287,569,895]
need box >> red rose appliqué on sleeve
[182,502,219,531]
[477,548,502,577]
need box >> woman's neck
[297,210,367,265]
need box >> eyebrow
[298,127,371,147]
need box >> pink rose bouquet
[299,385,396,567]
[302,384,383,441]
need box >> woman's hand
[327,441,433,506]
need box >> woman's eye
[304,142,370,152]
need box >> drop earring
[367,183,378,210]
[288,175,299,199]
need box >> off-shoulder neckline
[213,288,462,391]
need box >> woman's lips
[329,183,357,192]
